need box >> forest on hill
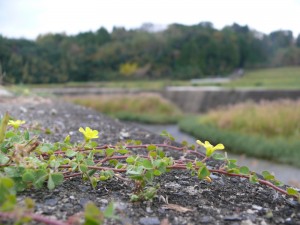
[1,22,300,84]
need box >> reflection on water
[132,123,300,187]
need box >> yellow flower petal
[197,140,225,157]
[196,140,203,145]
[213,144,225,151]
[79,127,99,141]
[8,120,26,129]
[204,141,213,148]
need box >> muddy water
[132,123,300,187]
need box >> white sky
[0,0,300,40]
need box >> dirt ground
[0,97,299,225]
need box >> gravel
[0,96,300,225]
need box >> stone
[44,198,58,206]
[199,216,213,223]
[252,205,263,210]
[224,215,242,221]
[139,217,160,225]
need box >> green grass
[64,93,182,124]
[179,116,300,168]
[178,99,300,167]
[10,66,300,90]
[224,67,300,89]
[24,80,191,90]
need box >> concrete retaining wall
[162,87,300,113]
[33,86,300,114]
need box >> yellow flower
[8,120,26,129]
[79,127,99,141]
[196,140,224,157]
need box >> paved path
[0,87,12,97]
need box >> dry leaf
[162,204,193,213]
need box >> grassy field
[25,80,191,90]
[11,66,300,90]
[179,99,300,167]
[224,67,300,89]
[64,93,182,124]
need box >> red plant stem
[168,165,293,197]
[64,172,82,179]
[0,211,68,225]
[53,145,112,155]
[125,144,205,157]
[59,165,126,173]
[31,213,69,225]
[52,144,205,158]
[59,158,296,199]
[97,155,129,163]
[209,169,291,196]
[3,140,295,199]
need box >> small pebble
[199,216,212,223]
[79,198,90,207]
[185,186,198,195]
[44,198,58,206]
[115,201,127,210]
[260,220,267,225]
[61,198,69,203]
[146,206,153,213]
[61,203,73,211]
[285,218,292,223]
[37,110,45,115]
[164,182,181,190]
[252,205,263,210]
[99,199,108,204]
[224,215,242,221]
[241,220,255,225]
[246,209,255,214]
[20,106,27,113]
[50,109,57,115]
[139,217,160,225]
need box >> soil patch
[0,97,299,225]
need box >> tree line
[1,22,300,84]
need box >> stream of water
[131,123,300,187]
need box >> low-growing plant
[0,113,299,225]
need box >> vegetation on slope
[179,100,300,167]
[65,94,182,124]
[225,67,300,89]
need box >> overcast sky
[0,0,299,40]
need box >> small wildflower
[79,127,99,141]
[8,120,26,129]
[196,140,224,157]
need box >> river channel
[128,123,300,187]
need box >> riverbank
[1,96,299,224]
